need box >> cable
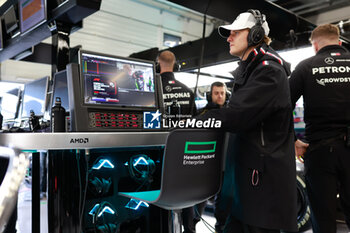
[195,206,216,233]
[128,155,155,186]
[76,150,82,233]
[191,0,212,116]
[134,178,149,192]
[240,46,250,61]
[79,149,90,233]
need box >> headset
[155,53,181,73]
[90,201,118,233]
[88,157,114,196]
[247,9,266,47]
[88,176,112,196]
[95,223,117,233]
[128,154,156,185]
[206,82,231,104]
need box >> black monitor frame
[50,69,69,112]
[18,0,47,35]
[3,5,19,35]
[0,20,3,51]
[78,50,160,111]
[20,76,49,119]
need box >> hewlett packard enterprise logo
[143,110,161,129]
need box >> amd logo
[70,138,89,144]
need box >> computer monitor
[19,0,47,34]
[51,70,69,111]
[0,21,3,51]
[21,76,49,118]
[80,51,157,109]
[1,88,21,120]
[3,5,19,34]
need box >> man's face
[227,29,249,57]
[211,86,226,107]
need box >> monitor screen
[1,88,21,120]
[21,77,48,118]
[51,70,69,111]
[3,5,18,34]
[80,52,156,108]
[19,0,46,34]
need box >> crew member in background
[158,50,196,232]
[158,50,196,117]
[198,9,298,233]
[289,24,350,233]
[199,81,228,115]
[182,81,230,233]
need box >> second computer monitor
[51,70,69,111]
[21,76,49,118]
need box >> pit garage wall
[0,0,216,83]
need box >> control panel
[88,111,143,129]
[66,52,164,132]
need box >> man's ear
[312,41,319,53]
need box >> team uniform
[160,72,196,117]
[289,44,350,233]
[199,43,298,232]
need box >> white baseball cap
[218,12,270,38]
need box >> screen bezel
[19,0,47,35]
[3,5,19,34]
[20,76,49,119]
[0,20,3,51]
[78,50,159,111]
[50,69,69,111]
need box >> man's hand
[295,139,309,163]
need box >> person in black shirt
[158,50,196,118]
[182,81,229,233]
[289,24,350,233]
[158,50,197,232]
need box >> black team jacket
[161,72,196,117]
[199,43,298,231]
[289,45,350,143]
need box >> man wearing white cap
[198,9,298,233]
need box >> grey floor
[15,181,349,233]
[197,213,350,233]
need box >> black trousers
[304,142,350,233]
[223,215,280,233]
[214,191,231,233]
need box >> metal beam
[306,5,350,24]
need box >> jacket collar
[317,45,348,55]
[232,44,265,85]
[232,43,290,85]
[161,72,175,81]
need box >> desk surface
[0,132,169,150]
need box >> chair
[119,129,225,210]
